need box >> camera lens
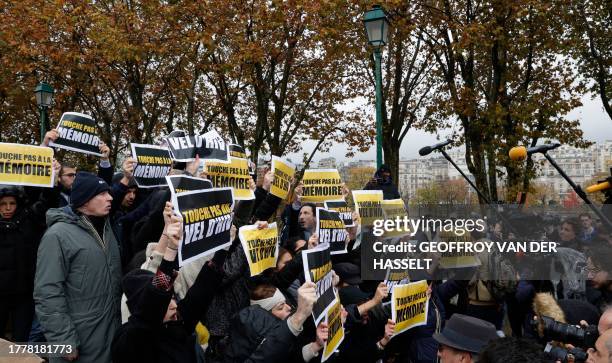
[544,344,587,363]
[540,316,599,349]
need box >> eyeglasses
[586,265,602,274]
[62,173,77,178]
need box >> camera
[536,316,599,349]
[544,343,587,363]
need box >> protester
[586,245,612,312]
[111,205,226,363]
[224,281,318,362]
[0,181,57,342]
[1,129,611,363]
[433,314,499,363]
[558,218,582,250]
[34,172,122,362]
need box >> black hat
[334,262,362,285]
[433,314,498,354]
[378,164,391,173]
[0,185,23,200]
[70,172,111,209]
[122,269,155,314]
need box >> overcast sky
[286,96,612,164]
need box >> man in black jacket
[363,165,400,200]
[112,207,225,363]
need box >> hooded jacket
[34,207,122,363]
[0,201,46,299]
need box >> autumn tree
[345,166,377,191]
[344,1,437,182]
[416,0,588,203]
[189,0,375,163]
[565,0,612,121]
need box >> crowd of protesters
[0,129,611,363]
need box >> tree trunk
[383,139,400,186]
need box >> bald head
[599,306,612,334]
[586,330,612,363]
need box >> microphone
[586,181,611,193]
[509,146,528,161]
[508,143,561,161]
[419,140,452,156]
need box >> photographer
[364,165,400,200]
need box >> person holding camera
[364,165,400,200]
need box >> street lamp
[34,82,54,143]
[363,5,389,169]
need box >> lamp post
[34,82,54,143]
[363,5,389,169]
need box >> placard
[316,207,348,255]
[302,243,336,325]
[322,296,345,362]
[205,157,255,200]
[0,143,55,187]
[270,156,296,200]
[49,112,102,156]
[324,200,354,228]
[229,143,248,159]
[301,169,343,203]
[391,280,429,336]
[172,187,235,266]
[352,190,384,227]
[131,144,173,188]
[239,222,279,276]
[437,230,481,269]
[381,199,411,237]
[166,175,212,195]
[166,129,229,162]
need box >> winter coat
[225,305,300,363]
[34,207,122,363]
[0,207,45,300]
[112,261,223,363]
[363,167,400,200]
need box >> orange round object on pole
[509,146,527,161]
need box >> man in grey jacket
[34,172,122,363]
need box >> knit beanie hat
[71,172,111,209]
